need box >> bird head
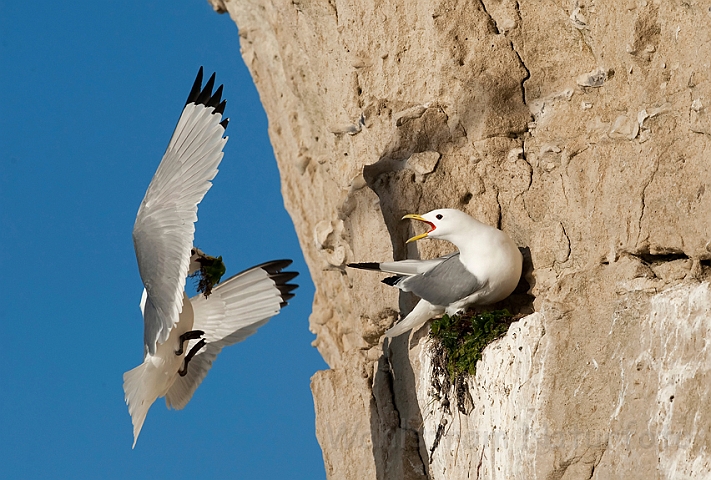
[403,208,477,244]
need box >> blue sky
[1,1,327,478]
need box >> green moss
[429,309,516,415]
[191,254,226,298]
[430,309,514,379]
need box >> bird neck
[447,222,500,263]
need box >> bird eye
[436,214,443,220]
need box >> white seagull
[348,208,522,338]
[123,68,298,447]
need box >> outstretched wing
[164,260,298,410]
[133,68,229,355]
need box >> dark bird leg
[175,330,205,355]
[178,339,207,377]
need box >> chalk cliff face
[211,0,711,477]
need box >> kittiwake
[123,68,299,447]
[348,208,522,338]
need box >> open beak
[402,213,436,243]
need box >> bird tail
[123,362,159,448]
[384,300,444,338]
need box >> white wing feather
[164,265,292,409]
[376,254,455,276]
[133,102,227,355]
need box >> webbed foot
[175,330,205,355]
[178,339,207,377]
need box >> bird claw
[178,339,207,377]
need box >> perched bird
[348,208,522,338]
[123,68,298,447]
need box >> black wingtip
[248,259,299,307]
[185,68,228,129]
[185,67,204,106]
[254,259,294,274]
[271,270,299,308]
[271,272,299,284]
[382,275,403,286]
[347,262,382,271]
[280,292,296,302]
[207,85,224,108]
[222,259,299,307]
[215,99,227,116]
[277,283,299,296]
[185,67,203,105]
[277,282,298,307]
[269,265,298,307]
[195,73,217,105]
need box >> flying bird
[348,208,522,338]
[123,68,298,447]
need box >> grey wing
[133,69,228,355]
[348,253,456,276]
[376,253,456,275]
[399,253,483,306]
[164,260,298,410]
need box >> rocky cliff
[210,0,711,477]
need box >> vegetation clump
[429,309,515,414]
[191,253,226,298]
[430,309,514,377]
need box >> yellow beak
[402,213,432,243]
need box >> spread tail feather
[123,362,160,448]
[384,300,444,338]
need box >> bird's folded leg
[178,339,207,377]
[175,330,205,355]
